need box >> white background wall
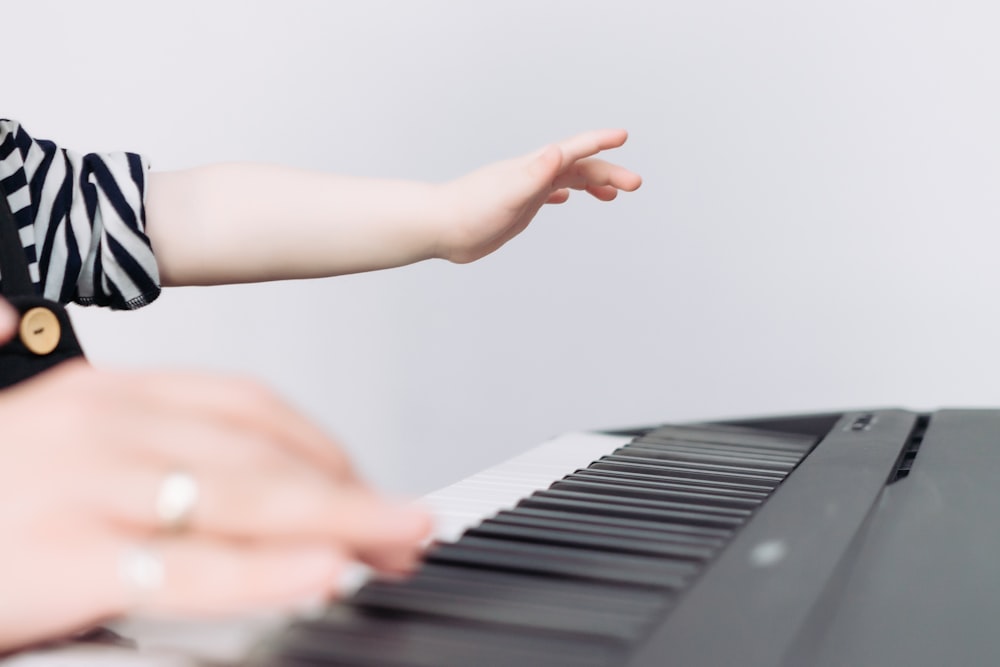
[6,0,1000,496]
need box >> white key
[423,431,633,543]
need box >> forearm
[145,163,448,286]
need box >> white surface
[5,0,1000,498]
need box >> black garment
[0,184,84,389]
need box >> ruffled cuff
[0,119,161,310]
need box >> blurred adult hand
[0,359,431,653]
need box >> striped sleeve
[0,119,161,309]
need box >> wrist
[417,181,458,264]
[430,179,486,265]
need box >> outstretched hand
[437,129,642,264]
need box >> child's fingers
[554,129,629,167]
[555,159,643,193]
[586,185,620,201]
[546,189,571,204]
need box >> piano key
[552,476,762,509]
[610,449,789,478]
[530,489,748,527]
[465,519,715,560]
[629,440,804,467]
[618,444,798,472]
[426,536,695,589]
[568,468,769,502]
[492,507,728,547]
[642,424,817,451]
[516,495,736,538]
[631,435,805,458]
[571,466,771,497]
[406,563,669,613]
[352,581,657,643]
[423,431,635,543]
[267,605,624,667]
[489,509,722,551]
[594,456,782,487]
[452,534,703,580]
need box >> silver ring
[155,470,199,533]
[119,545,164,606]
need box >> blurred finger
[102,460,431,559]
[546,189,570,204]
[355,500,433,573]
[555,158,643,192]
[112,539,350,616]
[127,370,356,481]
[103,407,356,489]
[586,185,620,201]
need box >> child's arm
[144,129,641,286]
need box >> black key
[494,507,729,547]
[571,468,770,499]
[630,438,804,464]
[403,563,668,614]
[642,424,816,451]
[553,477,762,510]
[618,444,797,473]
[263,605,623,667]
[426,537,694,589]
[413,562,668,612]
[466,519,715,561]
[489,509,723,552]
[610,449,788,479]
[595,456,781,488]
[569,468,769,501]
[516,495,735,539]
[353,580,659,643]
[532,489,748,527]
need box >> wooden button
[19,307,61,356]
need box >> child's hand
[145,129,641,284]
[437,129,642,263]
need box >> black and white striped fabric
[0,119,160,310]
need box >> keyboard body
[251,408,1000,667]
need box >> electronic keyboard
[8,409,999,667]
[247,408,1000,667]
